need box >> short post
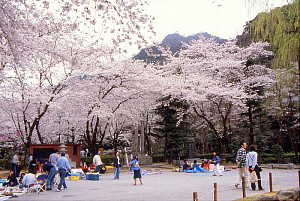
[192,192,198,201]
[214,183,217,201]
[269,172,273,192]
[242,176,246,198]
[298,170,300,188]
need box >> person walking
[113,151,121,180]
[56,152,71,192]
[93,151,103,173]
[246,145,263,191]
[212,152,223,176]
[46,149,60,190]
[130,156,142,185]
[235,142,248,188]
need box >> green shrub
[81,156,93,166]
[81,155,114,166]
[271,144,284,163]
[102,155,113,165]
[0,158,11,169]
[262,157,277,163]
[151,154,165,163]
[193,153,212,159]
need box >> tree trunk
[36,120,44,144]
[248,105,255,145]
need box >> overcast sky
[146,0,289,41]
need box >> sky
[146,0,290,41]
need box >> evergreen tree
[153,96,192,162]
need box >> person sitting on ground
[3,170,18,187]
[192,160,199,170]
[93,151,103,173]
[19,173,25,185]
[22,169,37,188]
[201,159,210,170]
[182,160,191,171]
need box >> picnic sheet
[184,166,210,173]
[130,170,162,175]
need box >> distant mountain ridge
[134,32,226,64]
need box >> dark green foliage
[151,154,166,163]
[103,135,130,151]
[81,155,113,166]
[0,158,11,169]
[153,96,192,161]
[271,144,284,162]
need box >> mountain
[134,32,226,64]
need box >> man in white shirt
[22,170,36,187]
[246,145,263,191]
[93,151,103,173]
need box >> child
[3,170,18,187]
[130,156,142,185]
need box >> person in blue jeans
[46,150,60,190]
[56,152,71,191]
[112,151,121,180]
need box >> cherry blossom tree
[53,59,165,154]
[0,0,155,151]
[159,38,275,152]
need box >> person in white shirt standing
[246,145,263,191]
[93,151,103,173]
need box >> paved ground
[13,169,299,201]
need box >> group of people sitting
[3,168,47,190]
[3,150,71,192]
[181,152,223,176]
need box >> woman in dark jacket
[112,151,121,180]
[28,157,37,173]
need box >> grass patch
[234,192,277,201]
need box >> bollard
[242,176,246,198]
[192,192,198,201]
[269,172,273,192]
[214,183,217,201]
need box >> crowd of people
[3,149,72,192]
[2,142,263,194]
[2,149,142,193]
[180,142,263,191]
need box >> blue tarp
[184,166,210,173]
